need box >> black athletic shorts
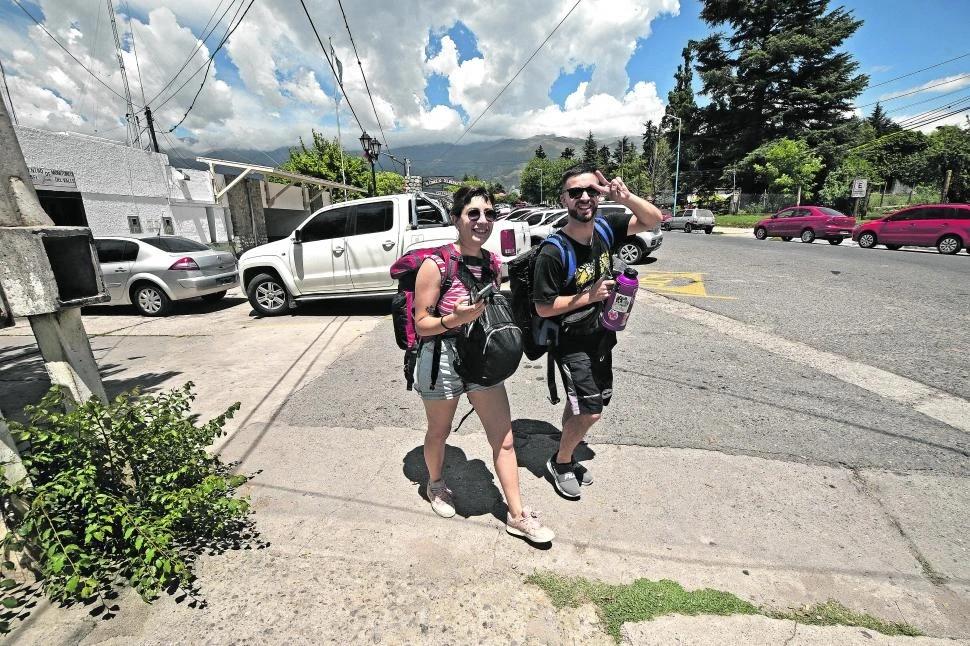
[552,332,617,415]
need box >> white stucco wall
[14,126,227,243]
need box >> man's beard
[567,203,597,222]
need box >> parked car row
[752,203,970,255]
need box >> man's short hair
[559,163,598,193]
[449,186,495,219]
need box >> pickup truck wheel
[828,237,843,245]
[704,226,713,234]
[684,223,693,233]
[800,229,816,243]
[618,240,644,264]
[132,282,172,317]
[248,273,289,316]
[781,236,793,242]
[754,227,768,240]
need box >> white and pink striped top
[426,245,502,316]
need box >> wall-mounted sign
[28,167,77,191]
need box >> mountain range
[189,134,598,188]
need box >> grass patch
[527,572,922,642]
[715,214,765,228]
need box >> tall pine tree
[867,103,898,135]
[582,131,599,165]
[693,0,867,189]
[534,145,547,159]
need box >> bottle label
[612,293,632,313]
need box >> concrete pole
[0,97,108,407]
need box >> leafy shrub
[0,383,254,618]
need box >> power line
[854,73,970,110]
[163,0,255,132]
[335,0,390,151]
[452,0,583,148]
[881,86,970,115]
[124,0,147,108]
[145,0,236,106]
[152,0,248,111]
[895,96,970,128]
[11,0,128,102]
[867,52,970,89]
[298,0,367,134]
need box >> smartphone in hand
[470,283,497,303]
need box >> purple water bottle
[601,268,639,332]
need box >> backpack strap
[593,215,615,250]
[542,234,577,287]
[429,336,442,390]
[547,353,560,405]
[434,245,460,303]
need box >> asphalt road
[279,229,970,476]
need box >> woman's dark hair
[558,163,598,193]
[449,186,495,219]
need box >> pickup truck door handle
[332,246,345,256]
[382,240,395,250]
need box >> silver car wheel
[938,237,959,254]
[138,287,162,314]
[256,281,286,310]
[858,232,876,248]
[618,242,641,264]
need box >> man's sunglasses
[465,208,497,222]
[565,186,602,199]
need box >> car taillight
[169,257,200,271]
[500,229,516,256]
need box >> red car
[754,206,857,245]
[853,203,970,255]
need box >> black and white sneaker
[546,456,581,499]
[574,462,593,486]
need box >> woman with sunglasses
[412,186,554,544]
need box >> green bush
[0,384,254,619]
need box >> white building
[14,125,229,244]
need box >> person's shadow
[403,445,507,522]
[511,418,596,482]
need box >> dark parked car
[754,206,856,244]
[853,204,970,254]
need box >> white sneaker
[428,480,456,518]
[506,508,555,543]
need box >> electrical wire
[299,0,367,134]
[163,0,255,132]
[854,73,970,110]
[335,0,390,151]
[11,0,128,102]
[124,0,147,108]
[452,0,583,148]
[881,86,970,115]
[152,0,247,111]
[145,0,237,106]
[867,52,970,89]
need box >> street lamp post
[670,115,682,217]
[359,131,381,196]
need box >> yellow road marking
[638,271,736,300]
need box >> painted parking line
[641,290,970,435]
[639,271,736,300]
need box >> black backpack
[451,255,523,387]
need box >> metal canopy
[196,156,365,200]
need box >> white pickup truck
[238,193,530,316]
[664,208,716,234]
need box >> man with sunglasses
[532,165,664,499]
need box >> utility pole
[107,0,141,148]
[731,166,737,214]
[0,57,16,126]
[144,106,160,153]
[329,37,348,202]
[941,169,952,203]
[539,172,543,205]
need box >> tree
[819,154,882,208]
[612,137,636,168]
[491,181,506,194]
[739,138,823,197]
[867,103,898,136]
[693,0,867,186]
[861,128,929,190]
[582,132,598,166]
[534,145,547,159]
[925,124,970,202]
[561,147,576,159]
[663,46,699,154]
[375,171,405,196]
[597,145,613,175]
[521,157,571,204]
[280,129,369,200]
[642,120,660,158]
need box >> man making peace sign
[532,165,664,500]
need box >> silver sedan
[93,236,238,316]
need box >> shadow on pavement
[511,418,595,480]
[402,444,506,522]
[82,296,248,318]
[247,296,392,320]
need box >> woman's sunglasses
[565,186,602,199]
[465,208,497,222]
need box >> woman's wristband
[440,314,454,330]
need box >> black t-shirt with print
[532,212,630,305]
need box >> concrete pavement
[2,242,969,643]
